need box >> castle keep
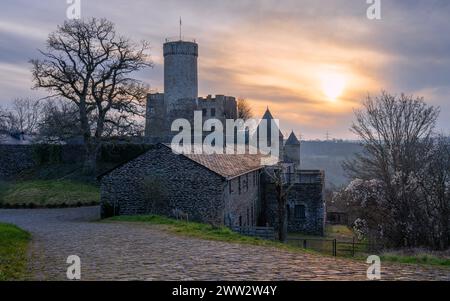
[145,39,237,141]
[100,38,325,236]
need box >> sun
[320,73,346,101]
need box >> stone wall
[145,93,166,138]
[0,143,145,180]
[100,144,226,225]
[261,175,325,236]
[164,41,198,118]
[223,170,260,227]
[0,145,36,180]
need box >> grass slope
[106,215,314,253]
[0,180,99,208]
[0,223,31,280]
[381,253,450,267]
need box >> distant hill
[300,140,364,189]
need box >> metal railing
[285,171,324,184]
[231,226,275,240]
[287,237,383,257]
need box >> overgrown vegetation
[0,180,99,208]
[0,223,31,280]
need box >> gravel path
[0,207,448,281]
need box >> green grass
[287,225,372,257]
[105,215,316,254]
[0,223,31,280]
[0,180,99,208]
[381,254,450,267]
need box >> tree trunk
[277,184,288,242]
[82,140,99,175]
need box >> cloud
[0,0,449,138]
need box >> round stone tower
[163,40,198,119]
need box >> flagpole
[179,17,182,41]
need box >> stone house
[99,142,325,235]
[99,37,326,235]
[99,143,263,227]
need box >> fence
[231,226,275,240]
[287,237,382,257]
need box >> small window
[229,181,232,194]
[149,107,155,114]
[239,216,242,227]
[247,208,250,226]
[202,108,207,117]
[211,108,216,117]
[294,205,306,219]
[245,174,249,191]
[238,176,241,194]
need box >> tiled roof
[184,153,264,179]
[165,144,264,179]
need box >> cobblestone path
[0,207,448,280]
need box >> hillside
[300,140,363,189]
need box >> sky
[0,0,449,140]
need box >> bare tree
[265,163,295,242]
[416,135,450,249]
[237,98,253,120]
[38,100,82,143]
[30,18,152,173]
[343,91,442,248]
[0,98,42,136]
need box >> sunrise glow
[320,72,346,101]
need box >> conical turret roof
[285,131,300,145]
[262,107,274,120]
[259,107,283,138]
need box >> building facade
[100,38,326,236]
[100,144,263,227]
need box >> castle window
[294,205,306,219]
[202,108,207,117]
[228,181,232,194]
[247,208,250,226]
[211,108,216,117]
[149,107,155,114]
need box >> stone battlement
[163,40,198,57]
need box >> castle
[99,38,325,236]
[145,39,238,142]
